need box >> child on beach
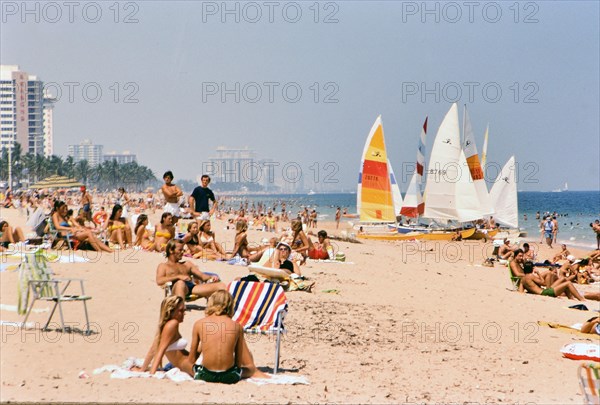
[188,290,269,383]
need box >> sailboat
[356,116,396,228]
[389,160,403,218]
[489,156,521,238]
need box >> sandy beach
[1,206,599,404]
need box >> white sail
[388,160,403,217]
[489,156,519,228]
[424,103,482,222]
[481,124,489,175]
[400,172,423,218]
[463,107,494,216]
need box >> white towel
[246,374,310,385]
[93,357,199,383]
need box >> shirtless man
[156,239,225,299]
[510,249,526,279]
[498,238,516,261]
[521,261,585,301]
[552,216,559,244]
[80,186,94,227]
[593,220,600,250]
[522,243,536,261]
[161,171,183,220]
[188,290,269,383]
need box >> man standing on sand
[161,171,183,220]
[552,216,559,244]
[156,240,225,299]
[189,175,217,221]
[592,219,600,250]
[80,186,94,228]
[335,207,341,229]
[543,216,554,248]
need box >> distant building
[208,147,256,183]
[42,90,57,157]
[67,139,103,167]
[103,151,137,165]
[0,65,50,155]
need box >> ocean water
[219,191,600,249]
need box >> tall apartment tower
[0,65,47,155]
[67,139,104,167]
[42,90,57,157]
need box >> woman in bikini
[286,219,312,265]
[134,296,194,376]
[154,212,175,253]
[0,220,26,248]
[196,220,227,260]
[107,204,130,249]
[230,219,249,260]
[51,201,112,253]
[134,214,154,250]
[181,221,202,256]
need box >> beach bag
[335,252,346,262]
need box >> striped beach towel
[228,281,287,333]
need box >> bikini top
[187,234,199,246]
[166,337,187,352]
[156,231,172,239]
[200,234,214,244]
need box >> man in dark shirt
[189,175,217,220]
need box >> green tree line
[0,143,157,191]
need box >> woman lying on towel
[134,295,194,376]
[188,290,269,383]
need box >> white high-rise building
[42,90,57,157]
[0,65,47,155]
[208,147,256,183]
[67,139,103,167]
[103,151,137,164]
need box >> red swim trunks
[308,247,329,260]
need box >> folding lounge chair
[508,262,521,291]
[228,280,288,374]
[46,219,74,252]
[163,272,221,303]
[20,250,92,334]
[579,363,600,405]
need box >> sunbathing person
[134,295,194,375]
[188,290,269,383]
[0,220,26,248]
[156,240,225,299]
[264,241,301,276]
[196,220,227,260]
[581,316,600,335]
[509,249,526,279]
[181,221,202,256]
[522,243,536,261]
[154,212,175,253]
[134,214,154,250]
[51,201,112,253]
[230,219,250,260]
[498,238,516,261]
[107,204,130,249]
[308,230,333,260]
[521,261,585,301]
[552,244,570,263]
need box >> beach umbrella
[29,175,83,189]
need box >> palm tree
[75,160,90,184]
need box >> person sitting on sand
[51,201,113,253]
[265,241,301,276]
[498,238,516,261]
[188,290,269,383]
[181,221,202,256]
[521,261,585,301]
[230,219,250,260]
[0,220,26,248]
[156,240,225,299]
[134,296,194,376]
[106,204,131,249]
[581,316,600,335]
[154,213,175,253]
[196,220,227,260]
[552,244,570,263]
[134,214,154,250]
[281,219,312,265]
[522,243,536,261]
[308,230,334,260]
[509,249,526,278]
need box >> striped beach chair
[579,363,600,405]
[19,249,92,334]
[228,280,288,373]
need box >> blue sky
[2,1,598,191]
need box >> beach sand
[1,207,599,404]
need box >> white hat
[567,255,576,262]
[276,241,291,250]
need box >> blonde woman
[286,219,312,265]
[188,290,268,383]
[135,296,194,375]
[197,220,227,260]
[230,219,249,260]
